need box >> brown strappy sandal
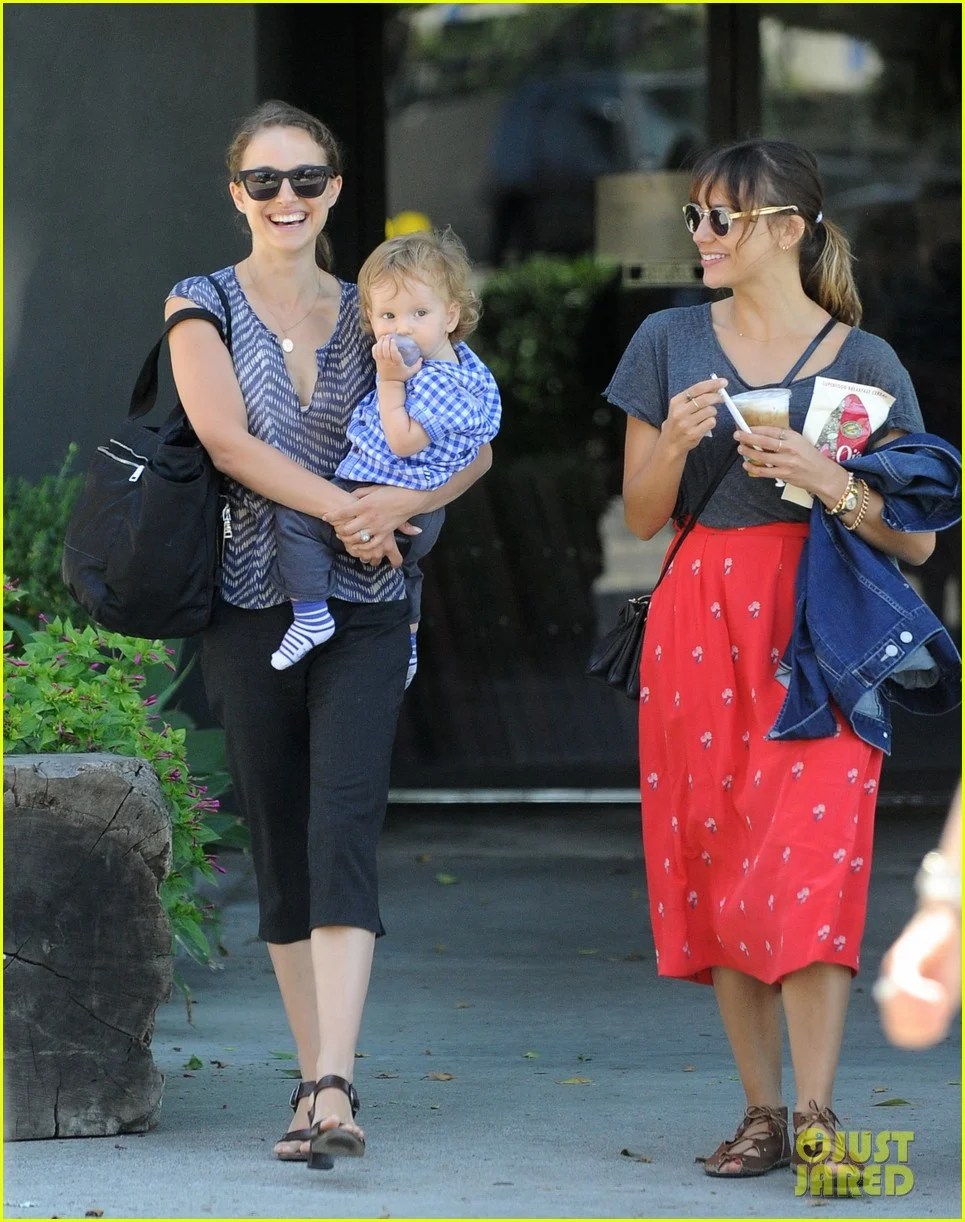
[792,1100,865,1194]
[700,1104,791,1177]
[307,1074,365,1171]
[275,1079,332,1166]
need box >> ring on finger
[779,427,788,441]
[685,392,694,402]
[358,529,372,544]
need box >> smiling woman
[159,99,493,1174]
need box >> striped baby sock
[271,599,335,670]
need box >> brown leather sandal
[700,1104,791,1177]
[307,1074,365,1171]
[792,1100,864,1193]
[274,1080,331,1167]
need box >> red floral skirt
[638,523,882,986]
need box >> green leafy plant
[3,580,227,965]
[475,255,625,468]
[3,444,87,627]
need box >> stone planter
[4,753,172,1139]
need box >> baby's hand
[373,335,422,381]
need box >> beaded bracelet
[843,479,871,532]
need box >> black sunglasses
[682,203,799,237]
[234,164,336,201]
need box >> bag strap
[652,448,739,592]
[781,316,837,386]
[128,274,233,420]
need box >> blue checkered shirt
[337,342,501,490]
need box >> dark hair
[689,139,862,326]
[226,99,344,272]
[357,227,482,343]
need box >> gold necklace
[246,264,322,353]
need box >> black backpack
[62,275,233,640]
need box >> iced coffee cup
[731,388,790,464]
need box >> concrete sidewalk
[4,805,961,1220]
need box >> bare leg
[709,966,784,1173]
[782,962,852,1111]
[310,925,376,1142]
[267,940,319,1156]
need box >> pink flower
[833,935,847,952]
[796,887,810,904]
[710,601,721,619]
[687,890,698,908]
[721,688,733,705]
[704,817,717,833]
[721,774,733,791]
[812,804,826,820]
[692,645,704,663]
[646,772,659,790]
[791,761,805,780]
[850,856,864,872]
[747,601,761,618]
[817,924,831,941]
[723,558,733,575]
[864,779,877,795]
[833,848,847,863]
[699,731,713,749]
[691,558,701,575]
[847,767,859,784]
[640,686,650,703]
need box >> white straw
[711,373,751,433]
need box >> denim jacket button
[884,644,899,657]
[900,631,914,643]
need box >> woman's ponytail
[802,218,862,327]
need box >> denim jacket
[769,433,962,754]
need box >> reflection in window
[385,3,707,266]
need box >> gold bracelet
[844,479,871,532]
[826,471,857,517]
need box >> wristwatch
[914,850,961,908]
[826,472,859,517]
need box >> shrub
[474,254,625,469]
[3,581,228,965]
[3,444,88,627]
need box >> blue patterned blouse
[168,266,405,609]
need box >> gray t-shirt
[604,303,926,527]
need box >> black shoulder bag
[62,275,233,640]
[586,448,738,699]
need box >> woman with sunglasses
[604,139,942,1189]
[164,100,491,1171]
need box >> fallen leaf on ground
[374,1072,400,1079]
[270,1050,296,1060]
[872,1097,911,1107]
[355,1051,369,1058]
[523,1051,539,1059]
[183,1055,203,1070]
[559,1076,593,1085]
[577,948,599,956]
[435,873,459,885]
[209,1060,229,1069]
[620,1149,652,1163]
[424,1072,454,1081]
[84,1211,104,1217]
[682,1065,696,1072]
[455,1001,473,1009]
[871,1086,890,1093]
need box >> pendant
[281,337,294,353]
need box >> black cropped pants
[200,597,410,943]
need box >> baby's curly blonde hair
[358,227,481,343]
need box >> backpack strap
[782,317,837,385]
[128,275,233,420]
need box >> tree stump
[4,753,173,1139]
